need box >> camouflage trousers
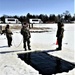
[23,38,31,50]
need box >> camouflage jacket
[2,28,13,37]
[56,27,64,38]
[21,28,31,39]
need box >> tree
[0,16,5,23]
[19,16,26,23]
[63,10,72,22]
[26,13,33,23]
[56,14,61,22]
[71,14,75,21]
[48,14,56,22]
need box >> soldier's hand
[29,35,31,38]
[1,33,3,35]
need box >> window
[8,19,15,21]
[32,20,39,21]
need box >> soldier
[1,24,13,47]
[20,23,31,50]
[56,22,64,50]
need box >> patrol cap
[58,22,64,27]
[22,22,28,27]
[24,22,26,25]
[6,24,9,28]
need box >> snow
[0,24,22,26]
[0,23,75,75]
[0,53,39,75]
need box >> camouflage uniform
[2,25,13,47]
[21,24,31,50]
[56,22,64,50]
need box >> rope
[0,32,68,48]
[0,38,6,40]
[12,38,23,48]
[0,34,6,40]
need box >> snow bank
[0,53,39,75]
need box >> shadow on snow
[0,50,24,54]
[0,45,8,48]
[18,50,75,75]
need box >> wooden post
[32,23,33,28]
[29,23,31,29]
[0,25,2,34]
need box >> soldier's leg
[10,37,12,46]
[6,36,10,47]
[27,39,31,50]
[59,38,62,50]
[9,37,12,46]
[27,39,31,60]
[57,37,62,50]
[23,39,27,50]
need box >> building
[0,19,3,23]
[29,19,43,24]
[5,18,21,24]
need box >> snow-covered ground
[0,23,75,75]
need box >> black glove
[1,33,3,35]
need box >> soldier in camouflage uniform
[1,24,13,47]
[21,23,31,50]
[56,22,64,50]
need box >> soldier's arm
[1,30,6,35]
[8,29,13,35]
[60,28,64,38]
[20,29,23,35]
[28,30,31,38]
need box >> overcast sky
[0,0,74,16]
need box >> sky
[0,0,74,16]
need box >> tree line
[0,11,75,23]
